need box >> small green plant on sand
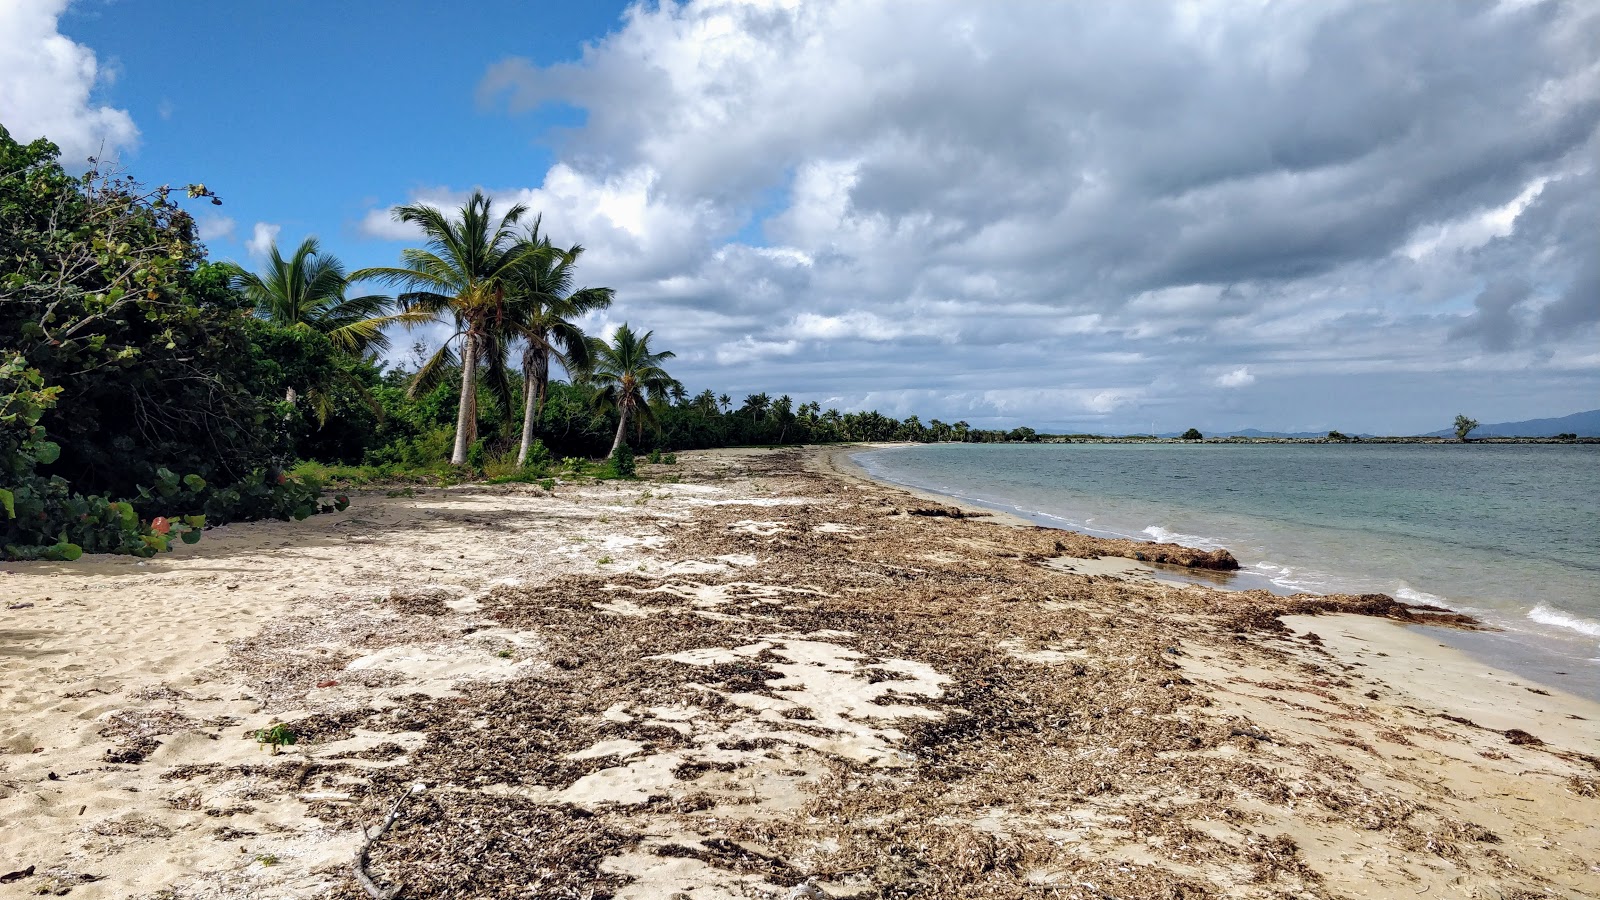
[496,649,513,659]
[663,453,677,465]
[597,555,612,566]
[538,478,555,491]
[254,853,279,867]
[647,447,662,464]
[252,722,297,754]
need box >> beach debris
[1503,728,1544,746]
[352,784,424,900]
[908,506,986,519]
[6,601,33,609]
[0,866,34,883]
[103,737,160,764]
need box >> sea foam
[1528,604,1600,638]
[1395,586,1451,607]
[1142,525,1224,551]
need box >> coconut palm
[588,324,678,458]
[226,236,390,422]
[351,191,544,465]
[506,219,613,466]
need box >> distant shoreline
[980,436,1598,444]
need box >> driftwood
[353,786,418,899]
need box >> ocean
[853,442,1600,699]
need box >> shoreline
[837,442,1600,704]
[3,446,1598,898]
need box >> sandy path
[1,447,1596,899]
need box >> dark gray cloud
[1451,280,1532,352]
[453,0,1600,433]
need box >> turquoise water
[854,443,1600,698]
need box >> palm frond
[408,340,460,399]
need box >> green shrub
[609,443,636,478]
[522,439,553,471]
[646,447,662,464]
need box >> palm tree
[742,393,770,425]
[506,219,613,466]
[588,324,678,458]
[226,236,390,423]
[352,191,541,465]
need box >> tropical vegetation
[0,122,1114,562]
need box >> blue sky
[5,0,1598,434]
[55,0,627,272]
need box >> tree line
[0,125,1026,561]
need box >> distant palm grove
[0,125,1024,561]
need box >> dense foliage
[0,126,342,558]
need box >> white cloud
[0,0,138,163]
[452,0,1600,432]
[1400,177,1551,261]
[789,311,912,342]
[197,215,236,242]
[245,222,281,261]
[1216,366,1256,388]
[715,336,800,366]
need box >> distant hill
[1421,409,1600,438]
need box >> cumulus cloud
[1451,280,1533,352]
[245,222,281,261]
[0,0,138,163]
[197,215,236,243]
[1216,367,1256,389]
[715,336,800,366]
[457,0,1600,431]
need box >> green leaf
[183,474,206,492]
[34,441,61,465]
[181,514,205,528]
[0,488,12,519]
[180,530,201,544]
[52,542,84,561]
[111,501,137,529]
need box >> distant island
[1147,408,1599,442]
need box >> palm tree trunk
[451,332,478,466]
[532,339,550,417]
[517,368,538,468]
[516,342,550,467]
[609,402,630,458]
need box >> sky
[2,0,1597,435]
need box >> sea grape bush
[1,353,344,560]
[1,355,201,558]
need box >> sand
[1,446,1596,899]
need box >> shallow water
[855,442,1600,699]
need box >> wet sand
[2,446,1596,898]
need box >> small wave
[1395,586,1451,607]
[1142,525,1225,551]
[1528,604,1600,638]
